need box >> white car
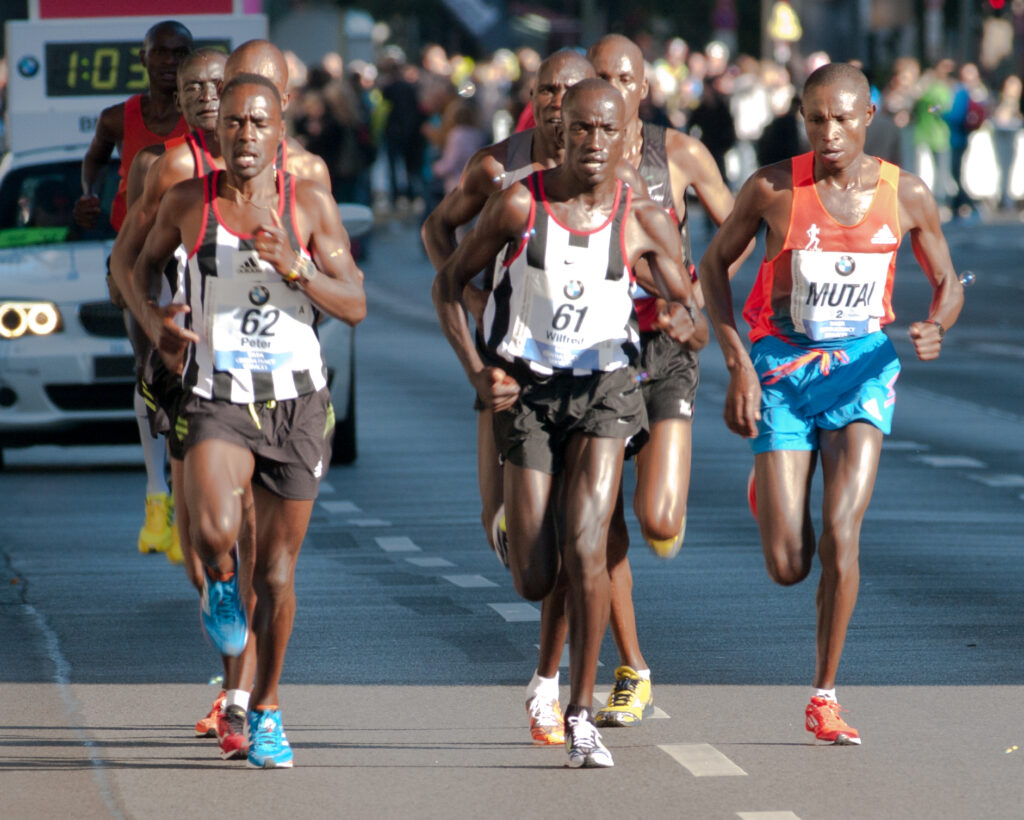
[0,145,363,467]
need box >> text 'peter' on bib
[205,251,318,373]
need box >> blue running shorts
[750,331,901,454]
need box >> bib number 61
[552,303,588,333]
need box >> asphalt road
[1,215,1022,820]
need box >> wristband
[928,319,945,339]
[287,254,319,285]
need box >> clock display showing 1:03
[44,40,229,98]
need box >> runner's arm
[898,171,965,361]
[699,171,774,438]
[255,181,367,327]
[421,151,504,270]
[432,185,529,403]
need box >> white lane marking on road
[317,480,335,494]
[406,556,455,568]
[351,518,391,527]
[375,536,420,552]
[443,574,498,588]
[883,440,929,451]
[535,644,603,668]
[320,499,361,514]
[24,604,124,818]
[593,691,665,716]
[737,813,802,820]
[489,602,541,622]
[659,743,747,776]
[911,455,986,468]
[966,473,1024,487]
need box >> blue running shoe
[247,708,294,769]
[199,554,248,657]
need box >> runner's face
[217,88,283,180]
[801,82,874,171]
[589,45,647,123]
[143,30,192,95]
[564,92,624,186]
[177,59,224,132]
[532,59,592,148]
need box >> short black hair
[803,62,871,105]
[143,20,194,51]
[220,73,283,110]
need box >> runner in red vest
[73,20,193,564]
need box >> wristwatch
[928,319,945,339]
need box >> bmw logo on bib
[563,280,584,300]
[835,255,856,276]
[249,285,271,306]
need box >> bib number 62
[241,307,279,337]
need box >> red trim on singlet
[210,169,287,240]
[619,184,636,284]
[501,176,538,267]
[289,175,313,258]
[188,174,211,260]
[112,94,189,230]
[537,172,622,235]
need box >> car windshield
[0,158,118,248]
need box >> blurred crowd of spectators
[2,34,1020,223]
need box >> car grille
[79,301,127,338]
[45,382,134,411]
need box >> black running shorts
[492,366,647,475]
[636,330,699,424]
[139,352,188,460]
[181,388,334,500]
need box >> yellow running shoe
[164,494,183,564]
[195,690,226,738]
[595,666,653,727]
[527,695,565,745]
[138,492,173,554]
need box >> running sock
[635,668,651,680]
[526,670,559,702]
[134,390,169,496]
[814,688,836,701]
[205,565,235,583]
[225,689,250,711]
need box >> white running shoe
[564,711,613,768]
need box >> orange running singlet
[743,152,902,345]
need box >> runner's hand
[472,367,520,412]
[255,208,294,278]
[724,363,761,439]
[908,320,943,361]
[73,195,101,230]
[144,302,198,375]
[654,298,696,344]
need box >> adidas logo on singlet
[870,224,897,245]
[237,254,265,275]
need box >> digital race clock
[45,39,230,97]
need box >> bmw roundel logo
[17,56,39,78]
[563,280,584,300]
[249,285,270,306]
[835,255,856,276]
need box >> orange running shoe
[805,696,861,745]
[527,695,565,745]
[195,690,226,738]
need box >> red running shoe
[805,696,861,745]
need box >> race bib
[206,275,317,372]
[505,262,632,370]
[790,249,892,340]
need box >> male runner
[699,62,964,745]
[423,50,661,746]
[132,74,366,768]
[111,48,259,756]
[586,32,744,727]
[74,20,193,558]
[434,79,700,768]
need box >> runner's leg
[754,449,817,586]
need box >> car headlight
[0,301,63,339]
